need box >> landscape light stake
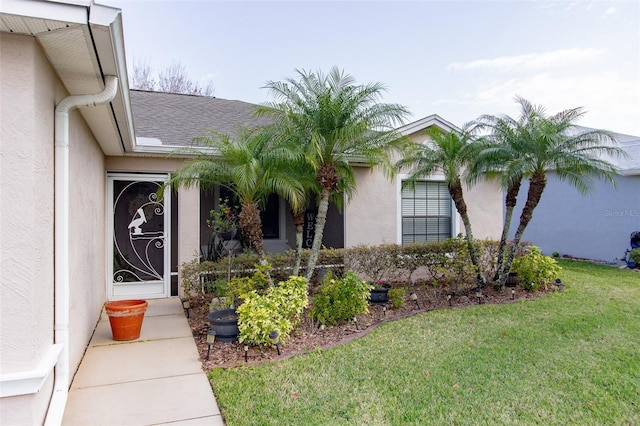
[320,323,326,340]
[410,292,421,309]
[244,342,249,362]
[205,329,216,361]
[269,330,281,356]
[475,287,483,304]
[182,298,190,318]
[446,291,453,307]
[506,272,518,300]
[383,305,387,316]
[353,316,358,330]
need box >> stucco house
[0,1,502,424]
[511,128,640,264]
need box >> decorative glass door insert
[108,174,170,300]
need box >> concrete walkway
[63,298,224,425]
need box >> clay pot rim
[105,299,148,312]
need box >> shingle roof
[130,90,272,146]
[571,126,640,176]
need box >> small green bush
[236,276,308,345]
[311,271,371,326]
[388,287,406,309]
[511,246,561,291]
[629,248,640,265]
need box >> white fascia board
[0,344,64,397]
[130,143,220,157]
[397,114,460,136]
[89,4,135,153]
[0,0,87,23]
[88,1,120,26]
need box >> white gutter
[45,75,118,426]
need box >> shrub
[311,271,371,326]
[236,276,308,345]
[181,248,345,294]
[511,246,561,291]
[629,248,640,265]
[388,287,406,309]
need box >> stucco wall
[345,130,503,247]
[0,33,60,425]
[461,179,503,240]
[346,166,399,246]
[512,173,639,263]
[67,106,107,373]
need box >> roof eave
[0,0,134,156]
[396,114,460,136]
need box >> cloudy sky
[108,0,640,135]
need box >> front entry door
[107,174,170,300]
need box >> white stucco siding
[461,179,503,240]
[0,33,59,425]
[342,128,503,248]
[67,108,106,373]
[346,166,399,246]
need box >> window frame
[396,173,459,244]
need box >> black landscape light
[244,342,249,362]
[410,292,421,309]
[506,272,518,300]
[319,323,326,339]
[182,298,190,318]
[446,291,453,307]
[475,287,483,304]
[269,330,281,356]
[555,278,566,291]
[206,329,216,361]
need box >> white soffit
[0,0,132,156]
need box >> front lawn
[209,260,640,425]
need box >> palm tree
[256,67,410,281]
[471,105,534,283]
[477,97,622,287]
[396,124,487,288]
[163,127,305,262]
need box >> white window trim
[396,173,460,244]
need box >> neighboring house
[0,1,501,424]
[511,128,640,264]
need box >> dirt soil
[187,283,554,370]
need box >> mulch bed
[186,283,554,370]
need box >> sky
[107,0,640,136]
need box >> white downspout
[45,75,118,426]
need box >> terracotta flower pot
[105,299,148,341]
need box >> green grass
[209,260,640,425]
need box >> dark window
[401,181,452,244]
[261,194,280,239]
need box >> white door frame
[106,173,171,300]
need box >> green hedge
[181,239,529,297]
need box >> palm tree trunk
[493,181,521,284]
[498,173,547,287]
[449,180,486,288]
[292,210,305,276]
[305,188,330,281]
[239,201,265,261]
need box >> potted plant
[369,280,391,305]
[208,198,238,240]
[104,299,148,341]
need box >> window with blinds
[401,181,452,244]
